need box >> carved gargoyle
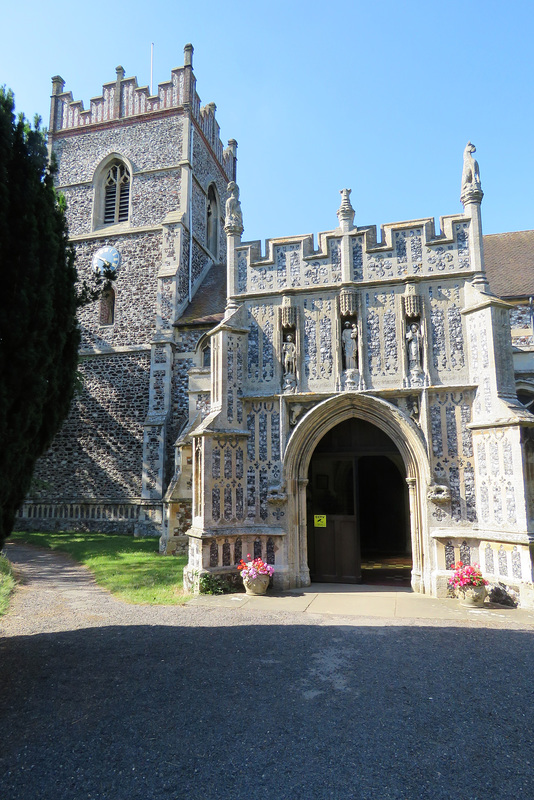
[288,402,315,426]
[267,483,287,505]
[427,484,451,504]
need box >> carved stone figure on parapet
[461,142,483,203]
[224,181,243,235]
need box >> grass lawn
[0,553,16,616]
[11,531,189,605]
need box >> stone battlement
[49,44,235,177]
[235,212,472,297]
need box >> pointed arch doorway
[283,393,431,594]
[306,417,411,585]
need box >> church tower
[21,46,237,537]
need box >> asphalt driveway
[1,543,533,800]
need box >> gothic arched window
[206,183,219,258]
[103,162,130,225]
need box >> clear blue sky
[3,0,533,244]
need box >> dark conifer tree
[0,90,80,547]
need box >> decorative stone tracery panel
[247,305,276,387]
[226,334,244,424]
[475,429,521,528]
[365,291,398,382]
[428,284,465,381]
[302,297,334,387]
[428,391,476,523]
[244,400,282,523]
[209,437,246,524]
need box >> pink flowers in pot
[448,561,488,589]
[237,554,274,580]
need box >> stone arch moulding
[196,331,212,368]
[91,151,134,231]
[282,393,432,594]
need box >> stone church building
[19,46,534,605]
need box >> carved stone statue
[342,322,358,370]
[282,333,297,393]
[283,333,297,376]
[461,142,483,203]
[406,322,423,383]
[224,181,243,235]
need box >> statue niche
[405,321,424,387]
[341,320,359,391]
[280,304,299,394]
[403,292,425,388]
[282,333,298,393]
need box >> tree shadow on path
[1,621,533,800]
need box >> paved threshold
[187,583,534,625]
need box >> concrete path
[5,540,534,628]
[2,542,534,800]
[187,581,534,625]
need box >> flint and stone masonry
[19,53,534,607]
[21,46,236,540]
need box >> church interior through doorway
[306,417,411,586]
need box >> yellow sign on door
[314,515,327,527]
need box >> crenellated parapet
[233,213,472,297]
[49,44,235,180]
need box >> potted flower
[448,561,488,607]
[237,554,274,596]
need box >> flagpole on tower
[150,43,154,95]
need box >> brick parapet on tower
[49,44,236,181]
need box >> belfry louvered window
[103,162,130,224]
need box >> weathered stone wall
[60,185,94,236]
[427,390,476,526]
[175,329,206,354]
[166,354,195,477]
[76,232,160,349]
[510,304,533,348]
[192,128,228,214]
[54,116,184,186]
[61,170,182,237]
[17,502,141,535]
[29,351,150,502]
[187,128,230,295]
[130,171,181,228]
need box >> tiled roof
[176,230,534,327]
[483,230,534,299]
[175,263,226,326]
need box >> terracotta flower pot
[457,584,486,607]
[243,574,270,596]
